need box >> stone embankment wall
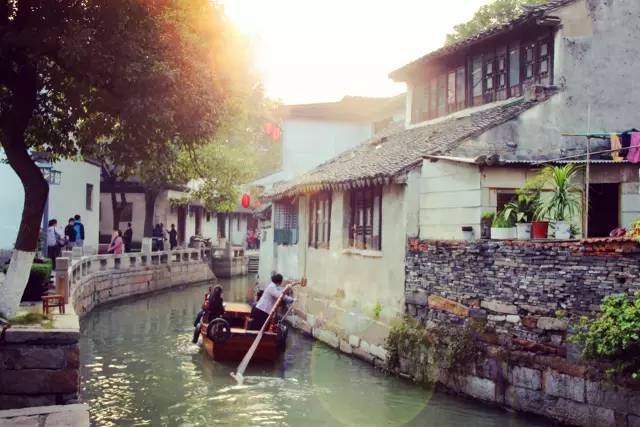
[70,249,215,316]
[0,329,80,410]
[403,239,640,427]
[0,248,214,413]
[287,288,390,368]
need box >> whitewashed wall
[282,119,374,178]
[0,159,100,251]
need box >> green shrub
[481,211,495,221]
[21,260,53,302]
[571,293,640,380]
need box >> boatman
[249,273,294,330]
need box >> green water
[79,276,549,426]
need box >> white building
[0,157,101,253]
[260,0,640,347]
[253,95,405,191]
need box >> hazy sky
[221,0,491,104]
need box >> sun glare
[220,0,490,104]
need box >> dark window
[85,184,93,211]
[471,56,483,105]
[447,71,456,113]
[496,47,507,101]
[274,200,298,245]
[524,42,536,81]
[349,187,382,251]
[411,84,428,124]
[437,75,447,117]
[309,192,331,249]
[206,212,211,222]
[509,43,521,97]
[455,67,466,110]
[483,55,495,103]
[497,191,518,212]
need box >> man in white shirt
[249,273,294,330]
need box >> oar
[231,279,306,384]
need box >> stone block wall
[403,239,640,427]
[0,329,80,410]
[71,250,215,316]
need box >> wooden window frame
[308,192,332,249]
[85,183,93,211]
[349,187,382,251]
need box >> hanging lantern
[271,126,282,141]
[263,122,273,136]
[241,193,251,209]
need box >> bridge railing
[56,247,212,305]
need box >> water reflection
[80,276,548,426]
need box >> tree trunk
[0,68,45,317]
[110,190,128,231]
[143,189,159,237]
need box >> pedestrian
[169,224,178,250]
[73,214,85,248]
[107,229,124,255]
[248,273,294,330]
[46,219,63,269]
[123,222,133,253]
[152,224,161,251]
[64,217,76,250]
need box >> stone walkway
[0,404,88,426]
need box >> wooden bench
[42,295,65,316]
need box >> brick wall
[403,239,640,427]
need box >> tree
[445,0,549,45]
[0,0,235,317]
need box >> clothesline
[530,144,640,165]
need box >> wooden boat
[200,302,287,363]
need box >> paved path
[0,404,89,426]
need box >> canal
[80,276,549,426]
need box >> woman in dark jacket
[207,285,225,320]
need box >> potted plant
[480,212,494,239]
[502,191,539,240]
[535,164,582,240]
[491,211,516,240]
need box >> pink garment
[108,236,124,254]
[628,133,640,164]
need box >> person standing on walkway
[64,218,76,250]
[46,219,63,269]
[169,224,178,250]
[123,223,133,253]
[107,229,124,255]
[73,214,85,248]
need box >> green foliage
[372,303,383,320]
[502,191,540,224]
[9,312,48,325]
[446,0,549,45]
[481,211,495,221]
[571,293,640,380]
[385,316,479,386]
[536,165,583,222]
[492,212,513,228]
[30,261,52,285]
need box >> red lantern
[263,122,273,136]
[271,126,281,141]
[241,193,251,209]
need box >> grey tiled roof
[267,97,543,199]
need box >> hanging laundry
[610,133,624,162]
[627,132,640,164]
[619,128,639,158]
